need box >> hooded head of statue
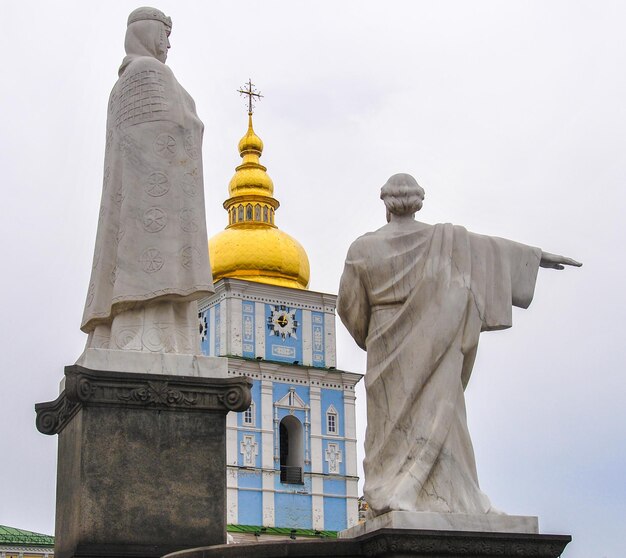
[120,7,172,75]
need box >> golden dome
[209,113,310,290]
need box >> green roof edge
[0,525,55,546]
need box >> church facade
[201,96,362,532]
[198,280,360,531]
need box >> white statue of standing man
[81,7,213,355]
[337,173,581,518]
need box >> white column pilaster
[309,380,322,473]
[324,309,337,368]
[208,306,215,356]
[230,297,243,357]
[310,374,324,529]
[226,410,238,466]
[261,377,275,525]
[346,478,359,528]
[219,300,227,356]
[226,398,239,521]
[227,467,238,524]
[255,301,266,358]
[302,309,312,366]
[312,475,325,530]
[343,389,358,477]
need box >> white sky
[1,2,624,557]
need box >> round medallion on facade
[140,248,164,273]
[154,133,177,158]
[145,171,170,197]
[180,172,197,196]
[142,327,167,352]
[142,207,168,233]
[115,328,140,350]
[179,208,198,232]
[181,245,201,269]
[184,132,200,159]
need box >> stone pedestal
[35,364,251,558]
[163,529,571,558]
[338,510,539,538]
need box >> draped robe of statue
[337,220,542,516]
[81,19,213,353]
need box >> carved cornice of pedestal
[162,529,572,558]
[35,365,252,435]
[358,530,571,557]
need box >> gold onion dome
[209,113,310,289]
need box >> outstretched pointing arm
[540,251,583,270]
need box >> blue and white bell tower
[201,91,362,533]
[199,280,361,531]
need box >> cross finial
[237,79,263,115]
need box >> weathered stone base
[163,529,571,558]
[35,364,251,558]
[339,511,539,538]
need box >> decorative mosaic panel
[311,311,325,367]
[215,303,221,356]
[242,300,255,358]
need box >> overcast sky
[1,1,624,557]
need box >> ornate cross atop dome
[237,79,264,115]
[208,83,310,290]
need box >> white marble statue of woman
[81,7,213,354]
[337,173,581,518]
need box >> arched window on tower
[254,204,261,221]
[326,405,339,435]
[270,208,275,225]
[263,206,268,222]
[238,205,244,222]
[279,415,304,484]
[246,204,253,220]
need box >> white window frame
[326,404,339,435]
[242,399,255,426]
